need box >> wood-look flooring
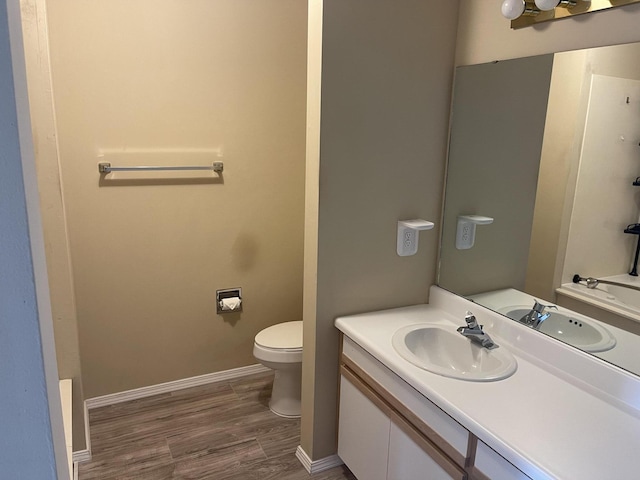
[78,371,356,480]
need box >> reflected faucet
[457,311,499,350]
[519,300,557,329]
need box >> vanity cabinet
[387,422,457,480]
[338,335,532,480]
[338,373,462,480]
[471,441,533,480]
[339,371,463,480]
[337,376,390,480]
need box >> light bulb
[501,0,525,19]
[535,0,560,10]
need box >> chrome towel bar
[98,161,223,174]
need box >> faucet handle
[532,300,557,313]
[465,311,479,328]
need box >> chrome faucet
[518,300,557,329]
[457,311,499,350]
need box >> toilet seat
[254,321,302,351]
[253,343,302,364]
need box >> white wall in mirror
[562,75,640,280]
[527,43,640,301]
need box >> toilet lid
[255,321,303,350]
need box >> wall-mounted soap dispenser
[456,215,494,250]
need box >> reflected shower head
[573,274,599,289]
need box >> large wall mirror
[439,41,640,377]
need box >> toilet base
[268,365,302,418]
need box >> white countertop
[335,287,640,480]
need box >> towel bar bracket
[212,161,224,173]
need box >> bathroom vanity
[335,287,640,480]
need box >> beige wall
[525,51,589,302]
[45,0,307,398]
[301,0,323,459]
[302,0,461,460]
[20,0,86,450]
[586,42,640,79]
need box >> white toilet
[253,320,303,418]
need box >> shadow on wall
[231,233,259,272]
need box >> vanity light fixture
[501,0,540,20]
[501,0,640,29]
[534,0,577,11]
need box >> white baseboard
[71,400,92,464]
[85,364,270,409]
[295,445,343,474]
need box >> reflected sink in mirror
[391,324,517,381]
[499,307,616,353]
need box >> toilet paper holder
[216,288,243,314]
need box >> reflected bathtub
[558,274,640,323]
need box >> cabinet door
[387,423,460,480]
[338,375,390,480]
[473,441,532,480]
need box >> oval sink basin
[392,324,517,381]
[501,307,616,353]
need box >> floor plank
[78,371,356,479]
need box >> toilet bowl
[253,321,302,418]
